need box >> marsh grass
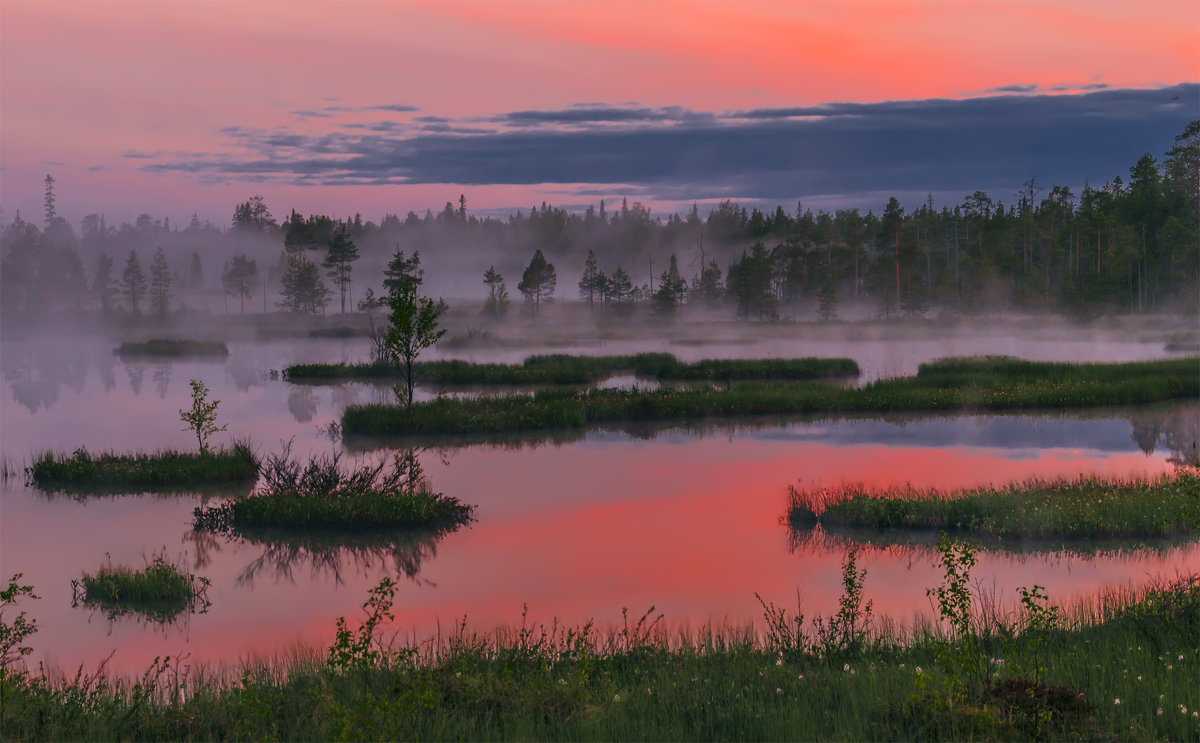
[192,449,473,534]
[4,575,1196,741]
[341,356,1199,436]
[27,442,259,490]
[113,339,229,358]
[787,471,1200,541]
[70,555,210,624]
[284,353,860,386]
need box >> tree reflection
[222,526,455,588]
[1129,404,1200,467]
[153,363,171,399]
[287,386,318,423]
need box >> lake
[1,333,1196,675]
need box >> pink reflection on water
[5,431,1193,677]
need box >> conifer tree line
[2,121,1196,323]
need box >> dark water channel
[1,335,1196,675]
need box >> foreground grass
[192,450,473,534]
[27,443,259,489]
[285,352,859,386]
[789,470,1200,541]
[114,339,229,358]
[342,356,1199,436]
[70,556,210,624]
[2,576,1196,741]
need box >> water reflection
[287,387,318,423]
[788,522,1196,559]
[210,528,456,588]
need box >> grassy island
[285,352,860,386]
[788,471,1200,541]
[114,339,229,358]
[192,451,473,534]
[341,356,1199,437]
[70,556,209,623]
[28,443,259,489]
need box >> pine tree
[517,249,556,316]
[651,254,688,316]
[383,248,423,297]
[322,226,359,313]
[816,271,838,321]
[120,249,146,315]
[222,255,259,314]
[483,265,510,318]
[277,254,329,315]
[93,252,115,313]
[577,249,601,312]
[149,247,172,317]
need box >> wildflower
[614,694,621,702]
[843,663,850,672]
[915,666,923,674]
[776,687,782,694]
[797,674,804,680]
[1158,708,1163,716]
[1137,676,1142,681]
[1115,699,1121,705]
[776,658,783,666]
[1180,705,1188,714]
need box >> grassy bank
[285,353,860,386]
[342,356,1199,436]
[70,556,209,623]
[789,471,1200,541]
[27,443,259,489]
[3,571,1196,741]
[192,451,473,534]
[114,339,229,358]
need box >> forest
[2,120,1196,328]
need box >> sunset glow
[2,0,1196,224]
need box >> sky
[1,0,1197,228]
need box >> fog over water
[1,326,1197,675]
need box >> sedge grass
[192,450,473,534]
[27,442,259,490]
[788,471,1200,541]
[70,555,210,624]
[3,577,1196,741]
[284,353,859,385]
[341,356,1199,436]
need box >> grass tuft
[71,555,210,623]
[27,442,259,490]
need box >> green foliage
[517,249,556,315]
[27,442,258,489]
[789,470,1200,541]
[286,353,859,386]
[342,356,1197,437]
[277,254,329,315]
[71,555,210,624]
[5,577,1195,741]
[814,549,874,655]
[328,578,410,673]
[179,379,228,454]
[386,279,446,407]
[0,574,39,668]
[192,449,473,533]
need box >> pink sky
[1,0,1196,226]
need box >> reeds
[71,555,210,623]
[27,442,259,489]
[341,356,1199,436]
[284,353,860,385]
[192,449,473,533]
[788,471,1200,540]
[4,576,1196,741]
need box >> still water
[1,335,1196,675]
